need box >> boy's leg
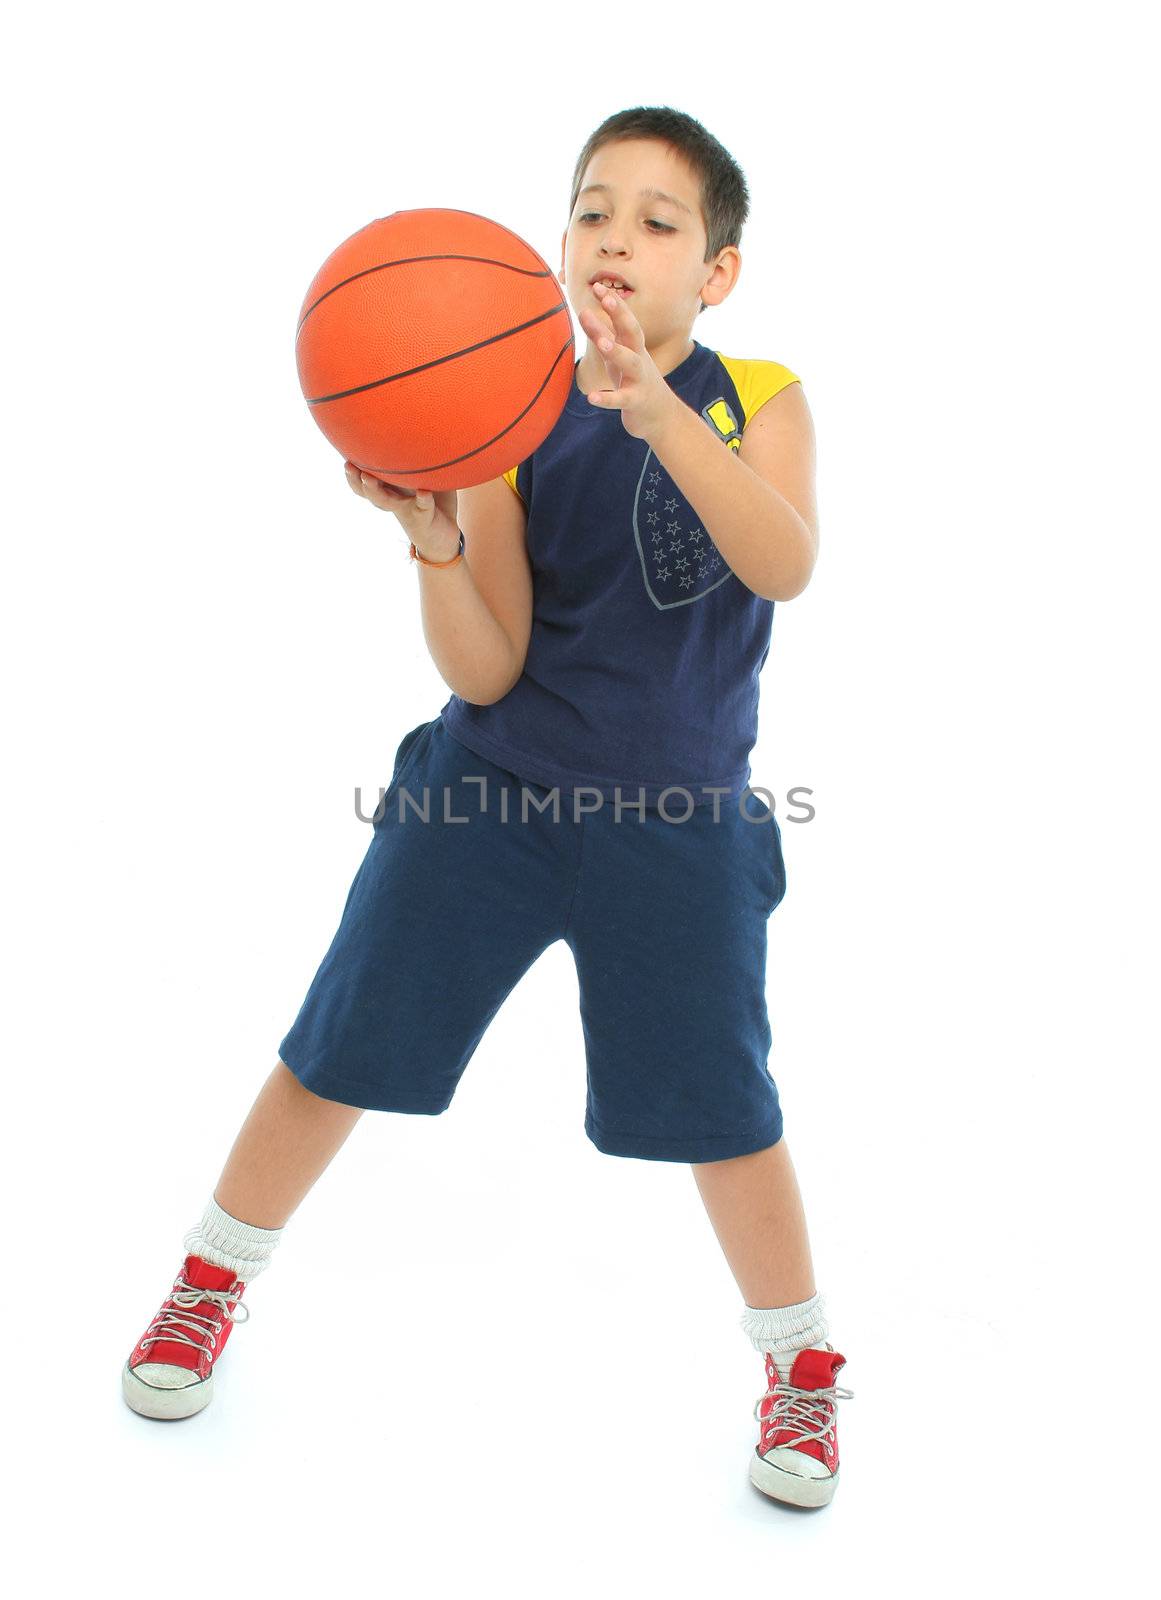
[691,1138,816,1308]
[212,1058,364,1230]
[124,1059,355,1414]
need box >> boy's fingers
[365,472,414,500]
[580,305,615,341]
[344,462,432,531]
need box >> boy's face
[559,138,737,344]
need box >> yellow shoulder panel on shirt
[502,465,524,505]
[714,355,801,429]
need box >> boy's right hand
[344,461,461,562]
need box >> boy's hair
[568,106,750,317]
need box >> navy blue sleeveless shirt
[440,339,800,807]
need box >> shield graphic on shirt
[631,404,739,611]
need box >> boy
[122,106,853,1510]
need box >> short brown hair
[568,105,750,317]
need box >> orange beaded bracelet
[410,530,465,568]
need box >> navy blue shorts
[277,716,787,1163]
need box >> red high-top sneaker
[122,1253,250,1420]
[749,1342,854,1508]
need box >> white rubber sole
[750,1449,839,1508]
[122,1362,214,1420]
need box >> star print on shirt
[632,430,734,611]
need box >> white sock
[183,1194,285,1283]
[740,1291,829,1377]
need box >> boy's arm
[415,474,532,705]
[648,382,819,602]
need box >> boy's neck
[575,332,696,395]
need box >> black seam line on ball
[305,303,570,408]
[295,256,556,336]
[359,338,574,479]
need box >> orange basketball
[294,208,575,492]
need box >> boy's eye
[577,212,674,233]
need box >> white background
[4,0,1157,1592]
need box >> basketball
[294,209,575,492]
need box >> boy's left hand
[579,285,679,441]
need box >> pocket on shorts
[373,718,434,826]
[744,791,787,915]
[767,811,787,913]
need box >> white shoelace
[752,1377,855,1450]
[138,1275,250,1359]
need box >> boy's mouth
[590,276,634,298]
